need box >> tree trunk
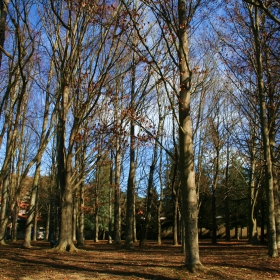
[11,203,19,242]
[108,160,113,244]
[157,148,163,245]
[54,85,77,252]
[72,192,78,242]
[124,119,136,249]
[178,0,203,271]
[45,204,50,241]
[77,180,85,246]
[94,161,100,243]
[248,147,259,244]
[225,142,230,242]
[140,164,156,247]
[0,175,9,244]
[133,191,137,243]
[77,145,86,246]
[0,0,9,68]
[173,196,179,246]
[212,189,217,245]
[181,215,186,253]
[23,163,40,248]
[250,5,277,257]
[32,201,38,242]
[124,56,136,249]
[114,141,121,245]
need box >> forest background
[0,0,279,274]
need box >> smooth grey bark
[114,137,122,245]
[266,57,280,249]
[124,59,136,249]
[157,144,164,245]
[248,132,259,244]
[23,163,40,248]
[77,181,85,246]
[0,175,9,244]
[225,141,231,242]
[249,5,278,257]
[77,146,86,246]
[32,201,39,242]
[108,158,113,244]
[54,84,77,252]
[211,149,219,245]
[94,164,100,243]
[173,194,179,246]
[72,192,78,242]
[178,0,203,271]
[124,118,136,249]
[45,204,50,241]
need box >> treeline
[0,0,279,272]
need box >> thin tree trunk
[0,175,9,244]
[114,138,121,245]
[77,180,85,246]
[124,57,136,249]
[32,200,38,242]
[108,158,113,244]
[45,204,50,241]
[225,142,230,242]
[157,145,164,245]
[77,144,86,246]
[23,163,40,248]
[173,196,179,246]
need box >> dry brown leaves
[0,240,279,280]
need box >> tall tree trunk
[32,200,38,242]
[225,142,231,242]
[248,144,259,244]
[114,139,121,245]
[173,195,179,246]
[72,192,78,242]
[124,118,136,249]
[45,204,50,241]
[178,0,203,271]
[140,113,162,247]
[77,144,86,246]
[140,164,156,247]
[124,58,136,249]
[94,176,99,243]
[250,5,277,257]
[157,145,164,245]
[108,158,113,244]
[77,180,85,246]
[54,84,77,252]
[0,175,9,244]
[211,188,217,244]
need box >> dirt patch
[0,240,279,279]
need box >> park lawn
[0,240,279,279]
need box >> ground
[0,240,279,279]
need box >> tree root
[52,242,79,253]
[188,263,207,273]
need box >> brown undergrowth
[0,240,279,279]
